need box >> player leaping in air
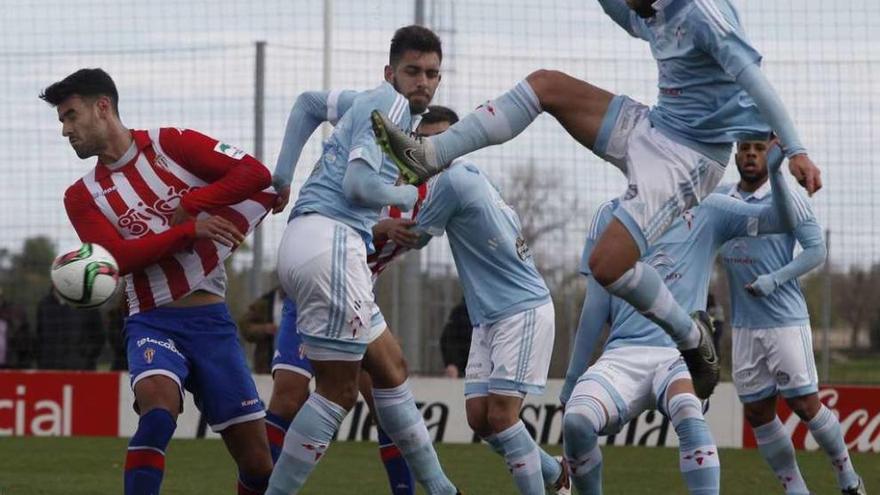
[41,68,276,495]
[560,142,808,494]
[371,0,821,400]
[266,26,460,495]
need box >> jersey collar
[94,130,150,181]
[732,179,771,201]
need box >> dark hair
[422,105,459,126]
[39,68,119,114]
[389,25,442,67]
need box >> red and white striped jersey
[367,183,429,283]
[64,128,275,315]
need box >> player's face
[735,140,770,184]
[386,50,441,114]
[56,95,110,159]
[417,120,451,138]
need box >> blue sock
[266,393,346,495]
[124,408,176,495]
[377,426,415,495]
[373,382,457,495]
[753,417,809,494]
[807,405,860,490]
[668,394,720,495]
[563,402,604,495]
[265,410,292,465]
[238,471,270,495]
[606,262,700,349]
[485,434,561,487]
[433,80,541,165]
[496,421,544,495]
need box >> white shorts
[732,325,819,403]
[276,214,386,361]
[594,96,726,254]
[570,346,690,434]
[464,301,555,398]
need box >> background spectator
[239,286,285,374]
[0,287,32,369]
[104,291,129,370]
[440,297,472,378]
[35,285,104,369]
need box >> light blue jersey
[416,161,551,325]
[292,82,417,251]
[718,182,822,329]
[582,192,790,351]
[601,0,770,163]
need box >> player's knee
[466,409,492,438]
[563,409,599,446]
[588,249,616,287]
[785,394,820,422]
[525,69,567,110]
[487,403,520,434]
[743,402,777,428]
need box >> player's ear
[95,96,113,118]
[384,65,394,83]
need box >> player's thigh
[362,328,408,389]
[525,69,615,149]
[731,328,778,405]
[220,418,273,476]
[310,359,362,410]
[485,301,555,397]
[766,325,819,403]
[268,368,312,421]
[133,375,182,417]
[742,395,779,427]
[588,217,642,285]
[465,396,491,437]
[486,393,525,433]
[125,313,189,416]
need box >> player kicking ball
[267,26,460,495]
[561,142,808,494]
[407,120,571,495]
[41,68,276,494]
[371,0,822,401]
[718,140,866,495]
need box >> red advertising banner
[0,371,120,437]
[743,385,880,453]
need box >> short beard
[408,101,427,115]
[633,3,656,18]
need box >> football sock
[265,410,292,465]
[485,434,562,487]
[124,408,176,495]
[605,261,701,350]
[495,421,545,495]
[753,417,809,495]
[373,382,457,495]
[563,397,606,494]
[266,393,346,495]
[433,80,541,166]
[377,426,416,495]
[668,394,720,495]
[238,471,270,495]
[807,405,860,490]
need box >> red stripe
[237,480,264,495]
[251,191,277,209]
[265,423,285,447]
[132,272,156,310]
[379,444,403,462]
[125,449,165,471]
[215,206,250,238]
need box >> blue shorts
[271,297,314,378]
[125,303,265,432]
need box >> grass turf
[1,437,877,494]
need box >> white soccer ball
[50,243,120,308]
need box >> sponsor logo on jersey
[116,186,190,237]
[92,185,117,199]
[136,337,184,359]
[516,236,532,261]
[213,142,246,160]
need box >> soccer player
[266,104,457,495]
[267,26,460,495]
[410,149,571,494]
[718,140,865,495]
[560,142,805,494]
[41,68,276,495]
[371,0,823,400]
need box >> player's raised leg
[372,71,612,183]
[363,330,459,495]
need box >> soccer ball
[50,243,120,308]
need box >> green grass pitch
[1,437,877,494]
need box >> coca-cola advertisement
[743,385,880,453]
[0,371,119,437]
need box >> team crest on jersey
[775,370,791,386]
[516,236,532,261]
[683,210,695,230]
[623,184,638,200]
[213,142,246,160]
[143,347,156,364]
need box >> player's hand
[745,274,778,297]
[788,154,822,196]
[195,215,245,248]
[385,218,420,248]
[444,364,460,378]
[272,186,291,214]
[170,205,193,226]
